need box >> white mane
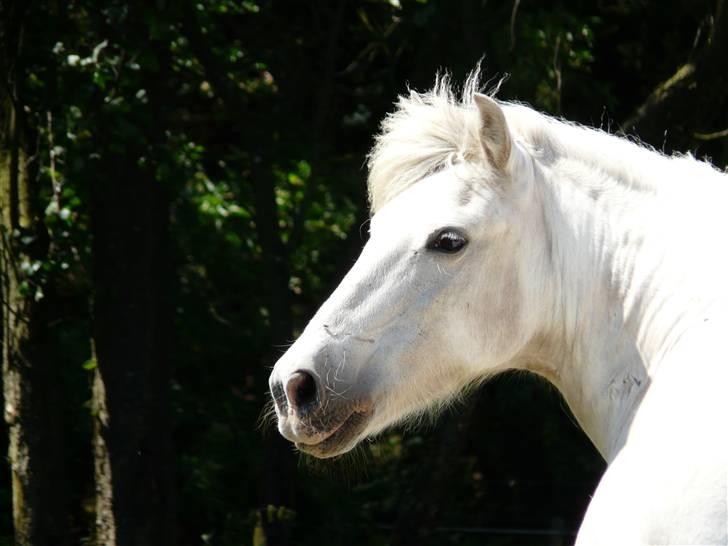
[368,72,725,213]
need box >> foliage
[1,0,725,544]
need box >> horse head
[269,84,553,458]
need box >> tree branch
[622,0,727,154]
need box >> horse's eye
[427,229,468,254]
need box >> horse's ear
[474,93,512,172]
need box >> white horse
[269,72,728,544]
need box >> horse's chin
[296,408,373,459]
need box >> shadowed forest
[0,0,726,545]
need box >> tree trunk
[87,3,177,542]
[90,152,176,546]
[251,163,297,546]
[0,4,71,544]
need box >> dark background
[0,1,726,545]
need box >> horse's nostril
[285,370,318,411]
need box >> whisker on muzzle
[257,398,278,434]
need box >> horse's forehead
[370,169,488,232]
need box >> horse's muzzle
[269,370,373,458]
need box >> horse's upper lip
[296,407,373,458]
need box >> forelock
[366,69,498,213]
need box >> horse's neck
[526,125,728,461]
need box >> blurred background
[0,0,726,545]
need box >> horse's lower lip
[296,408,372,458]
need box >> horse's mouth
[296,408,373,459]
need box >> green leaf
[82,358,98,371]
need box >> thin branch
[553,34,563,114]
[509,0,521,51]
[621,62,696,132]
[46,111,61,212]
[694,127,728,140]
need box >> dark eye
[426,229,468,254]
